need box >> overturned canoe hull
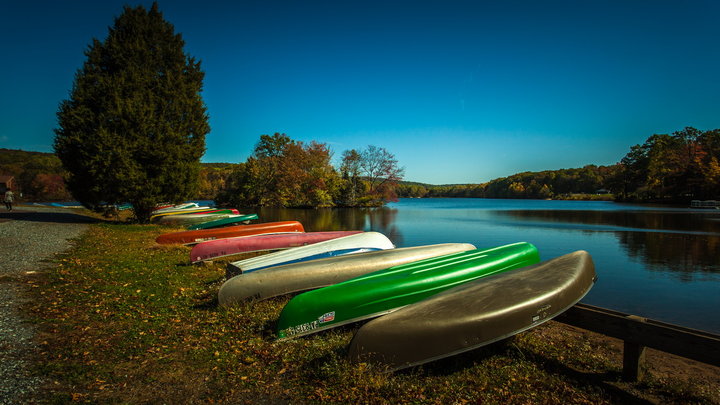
[218,243,477,306]
[150,206,211,219]
[276,242,540,340]
[157,212,243,226]
[150,208,237,221]
[187,213,259,230]
[226,232,395,276]
[347,250,596,371]
[190,230,363,263]
[152,202,199,212]
[235,248,383,275]
[155,221,304,245]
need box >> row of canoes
[153,205,597,371]
[150,202,259,230]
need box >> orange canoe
[155,221,304,245]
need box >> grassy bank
[25,222,718,404]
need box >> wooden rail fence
[554,303,720,381]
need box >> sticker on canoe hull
[532,304,552,324]
[318,311,335,324]
[281,320,319,338]
[280,311,336,338]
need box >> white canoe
[218,243,477,306]
[226,231,395,276]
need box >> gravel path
[0,206,95,404]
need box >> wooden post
[622,340,647,381]
[622,315,647,381]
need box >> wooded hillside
[5,126,718,203]
[0,148,234,201]
[397,127,720,202]
[0,148,71,201]
[396,165,615,199]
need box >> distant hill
[396,165,616,199]
[0,148,238,201]
[398,180,474,188]
[0,148,61,166]
[0,148,70,200]
[1,148,238,172]
[200,162,237,169]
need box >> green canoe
[276,242,540,340]
[186,213,259,230]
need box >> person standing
[4,189,14,211]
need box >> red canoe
[155,221,304,245]
[189,230,363,263]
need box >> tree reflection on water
[498,209,720,278]
[254,205,719,280]
[255,206,403,246]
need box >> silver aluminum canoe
[218,243,476,306]
[347,250,596,371]
[226,231,395,276]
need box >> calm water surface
[257,198,720,333]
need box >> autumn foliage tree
[615,127,720,201]
[217,135,404,208]
[197,164,236,200]
[217,133,341,208]
[54,3,209,221]
[0,149,71,201]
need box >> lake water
[255,198,720,334]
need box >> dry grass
[24,223,720,404]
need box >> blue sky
[2,0,719,184]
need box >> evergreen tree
[54,3,209,222]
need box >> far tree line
[5,127,720,207]
[395,165,613,200]
[1,143,404,207]
[394,127,720,203]
[6,126,719,207]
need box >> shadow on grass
[192,287,221,310]
[261,317,279,340]
[396,338,654,405]
[521,355,652,404]
[0,209,100,224]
